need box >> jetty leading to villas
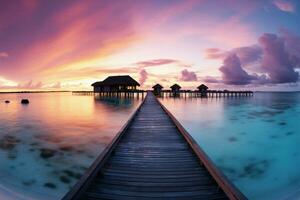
[63,92,246,200]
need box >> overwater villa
[152,83,163,96]
[170,83,181,96]
[91,75,140,92]
[197,84,208,93]
[197,84,209,97]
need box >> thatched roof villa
[170,84,181,92]
[152,84,163,96]
[197,84,208,93]
[91,75,140,92]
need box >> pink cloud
[51,82,61,89]
[136,59,180,68]
[18,80,43,89]
[179,69,198,82]
[0,52,8,58]
[139,69,148,86]
[0,80,43,90]
[273,0,295,12]
[205,48,225,59]
[0,80,65,90]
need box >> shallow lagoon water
[0,92,142,200]
[160,92,300,200]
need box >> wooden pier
[72,90,253,99]
[72,90,145,98]
[158,90,253,98]
[62,92,246,200]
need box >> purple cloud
[205,45,262,65]
[232,46,262,65]
[273,0,295,12]
[179,69,198,82]
[259,33,299,83]
[207,30,300,85]
[219,54,256,85]
[280,29,300,67]
[139,69,148,86]
[202,76,221,83]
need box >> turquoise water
[0,92,142,200]
[159,92,300,200]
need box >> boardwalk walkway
[64,93,243,200]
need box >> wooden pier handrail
[156,97,247,200]
[61,94,147,200]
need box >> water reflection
[0,92,141,200]
[159,92,300,200]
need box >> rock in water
[21,99,29,104]
[0,135,21,150]
[40,148,57,159]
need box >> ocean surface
[159,92,300,200]
[0,92,142,200]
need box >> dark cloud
[139,69,148,86]
[179,69,198,81]
[219,54,256,85]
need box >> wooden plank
[61,95,147,200]
[85,189,227,199]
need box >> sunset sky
[0,0,300,91]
